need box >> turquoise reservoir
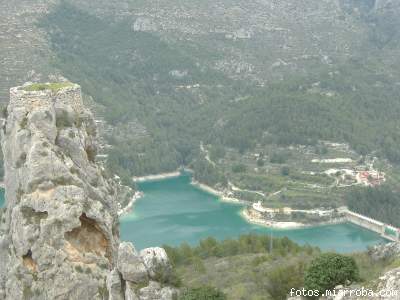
[121,174,387,252]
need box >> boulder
[140,247,171,279]
[117,242,148,283]
[369,242,400,261]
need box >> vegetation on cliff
[179,286,227,300]
[164,234,400,300]
[22,82,73,92]
[304,253,359,297]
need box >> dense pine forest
[346,186,400,227]
[40,3,400,178]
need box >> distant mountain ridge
[1,0,400,102]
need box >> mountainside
[1,2,400,298]
[2,0,400,88]
[0,0,56,102]
[2,0,400,160]
[2,0,400,219]
[0,82,177,299]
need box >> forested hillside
[2,2,400,299]
[346,186,400,227]
[38,1,400,178]
[1,0,400,216]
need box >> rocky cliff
[0,82,177,299]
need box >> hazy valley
[1,0,400,299]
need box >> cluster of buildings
[324,168,385,187]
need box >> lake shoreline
[241,209,305,229]
[131,169,250,205]
[132,171,181,182]
[127,172,382,236]
[118,191,143,216]
[191,180,250,205]
[241,208,348,230]
[120,173,388,252]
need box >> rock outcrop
[369,242,400,261]
[0,82,177,299]
[117,242,148,284]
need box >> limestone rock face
[140,247,171,279]
[117,242,148,283]
[0,82,177,300]
[369,242,400,261]
[375,267,400,299]
[125,282,140,300]
[107,269,124,300]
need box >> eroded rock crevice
[64,213,111,264]
[22,249,37,273]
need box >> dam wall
[342,208,400,242]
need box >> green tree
[281,166,290,176]
[209,145,226,162]
[304,253,359,297]
[152,263,182,287]
[266,260,307,300]
[270,152,289,164]
[179,286,227,300]
[232,164,247,173]
[256,158,265,167]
